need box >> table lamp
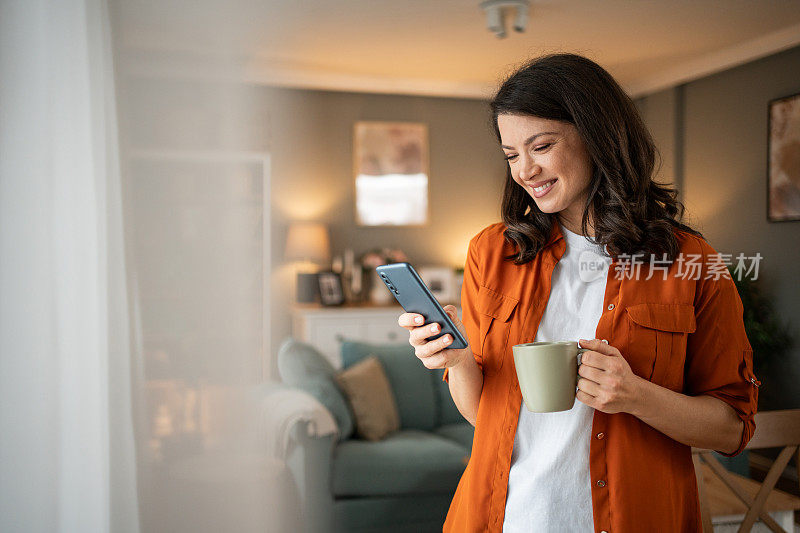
[285,222,331,303]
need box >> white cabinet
[292,304,463,369]
[291,305,407,369]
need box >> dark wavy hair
[490,53,701,264]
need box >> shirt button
[607,303,615,310]
[596,480,606,488]
[596,432,605,440]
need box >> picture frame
[417,266,456,304]
[353,121,429,227]
[317,271,345,306]
[767,91,800,222]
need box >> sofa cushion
[431,368,465,426]
[433,422,474,451]
[277,338,354,439]
[335,356,400,441]
[341,341,437,431]
[332,429,468,497]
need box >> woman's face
[497,114,594,234]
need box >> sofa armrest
[255,382,337,532]
[256,382,339,461]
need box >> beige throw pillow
[335,356,400,441]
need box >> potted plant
[728,267,793,379]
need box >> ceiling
[113,0,800,99]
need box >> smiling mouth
[532,179,557,193]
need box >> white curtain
[0,0,140,531]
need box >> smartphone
[375,262,468,350]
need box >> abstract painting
[354,121,428,226]
[768,92,800,222]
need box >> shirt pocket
[625,303,697,391]
[477,286,519,374]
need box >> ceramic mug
[512,341,588,413]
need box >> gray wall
[266,88,503,263]
[265,88,506,377]
[123,44,800,399]
[119,77,505,381]
[636,87,681,194]
[636,45,800,409]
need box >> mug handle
[575,346,590,394]
[576,346,589,366]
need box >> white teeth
[533,179,556,192]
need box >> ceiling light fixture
[480,0,530,39]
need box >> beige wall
[636,45,800,409]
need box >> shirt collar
[543,220,614,263]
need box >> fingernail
[443,335,451,344]
[415,316,423,324]
[430,324,438,333]
[601,339,608,344]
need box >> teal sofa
[277,338,474,533]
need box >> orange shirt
[442,222,758,532]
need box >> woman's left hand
[576,338,645,414]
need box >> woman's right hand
[398,305,472,370]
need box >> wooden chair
[693,409,800,533]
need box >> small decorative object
[285,222,331,303]
[318,271,345,306]
[768,91,800,222]
[351,263,364,302]
[361,248,409,305]
[417,266,456,304]
[341,249,355,302]
[331,254,343,274]
[369,272,393,305]
[340,248,366,304]
[354,121,429,226]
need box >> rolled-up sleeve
[443,230,485,383]
[684,240,759,456]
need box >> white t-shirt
[502,224,611,533]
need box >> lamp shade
[285,222,330,265]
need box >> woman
[398,54,758,532]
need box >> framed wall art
[768,91,800,222]
[354,121,429,226]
